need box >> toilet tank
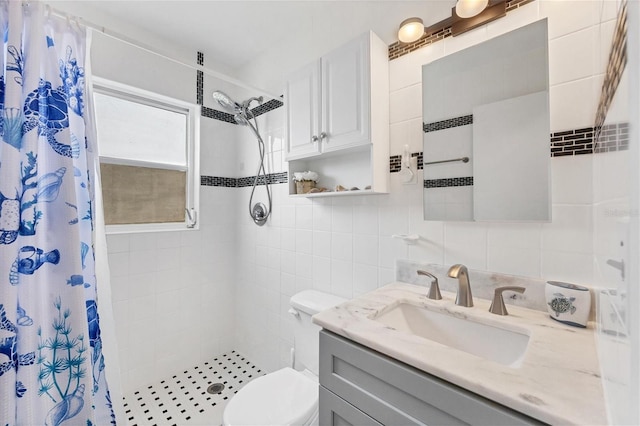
[289,290,347,376]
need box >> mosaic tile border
[551,127,595,157]
[201,172,288,188]
[388,0,536,60]
[196,51,204,106]
[195,52,283,124]
[250,98,284,118]
[423,115,473,133]
[200,176,238,187]
[403,123,622,183]
[594,122,629,153]
[595,0,627,136]
[389,153,424,173]
[237,172,288,187]
[389,155,402,173]
[201,106,236,124]
[424,177,474,188]
[200,98,283,124]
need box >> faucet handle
[489,286,526,316]
[417,270,442,300]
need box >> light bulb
[398,17,424,43]
[455,0,489,18]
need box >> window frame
[93,77,200,234]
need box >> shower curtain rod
[43,3,280,100]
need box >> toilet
[222,290,346,426]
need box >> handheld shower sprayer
[212,90,272,226]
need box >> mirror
[422,19,550,222]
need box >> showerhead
[234,113,249,126]
[212,91,241,112]
[213,91,264,115]
[241,96,264,109]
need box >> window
[93,78,199,232]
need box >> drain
[207,383,225,394]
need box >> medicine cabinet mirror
[422,19,550,222]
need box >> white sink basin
[373,303,530,367]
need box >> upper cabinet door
[285,60,322,160]
[321,35,370,152]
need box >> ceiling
[51,1,455,71]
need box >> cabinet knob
[319,132,327,141]
[311,135,319,143]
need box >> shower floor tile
[123,351,263,426]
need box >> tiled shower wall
[232,1,620,372]
[91,30,239,395]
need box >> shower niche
[285,31,389,197]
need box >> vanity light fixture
[398,17,424,43]
[455,0,489,18]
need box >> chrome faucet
[417,270,442,300]
[447,264,473,307]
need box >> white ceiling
[51,1,455,71]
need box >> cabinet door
[285,60,322,160]
[321,34,370,152]
[320,331,546,426]
[319,386,383,426]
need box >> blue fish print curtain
[0,2,114,425]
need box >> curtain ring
[45,4,51,20]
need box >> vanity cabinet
[319,330,546,426]
[285,31,389,196]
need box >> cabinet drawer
[319,330,546,426]
[319,386,383,426]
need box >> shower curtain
[0,1,115,425]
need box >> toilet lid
[223,367,318,426]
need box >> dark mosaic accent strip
[423,115,473,133]
[200,176,237,187]
[390,152,424,173]
[200,98,284,124]
[196,52,204,105]
[389,155,402,173]
[594,122,630,154]
[505,0,536,12]
[424,177,474,188]
[237,172,288,187]
[201,106,236,124]
[389,0,536,60]
[201,172,288,188]
[389,26,452,61]
[250,98,284,119]
[197,71,204,106]
[595,1,627,137]
[413,152,423,170]
[550,127,595,157]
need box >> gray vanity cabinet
[318,330,546,426]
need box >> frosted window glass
[94,92,187,166]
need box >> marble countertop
[312,282,606,425]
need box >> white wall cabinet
[285,31,389,197]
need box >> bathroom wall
[592,1,639,424]
[88,31,238,394]
[233,0,619,372]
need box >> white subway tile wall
[230,0,618,375]
[105,0,622,398]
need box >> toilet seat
[223,367,318,426]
